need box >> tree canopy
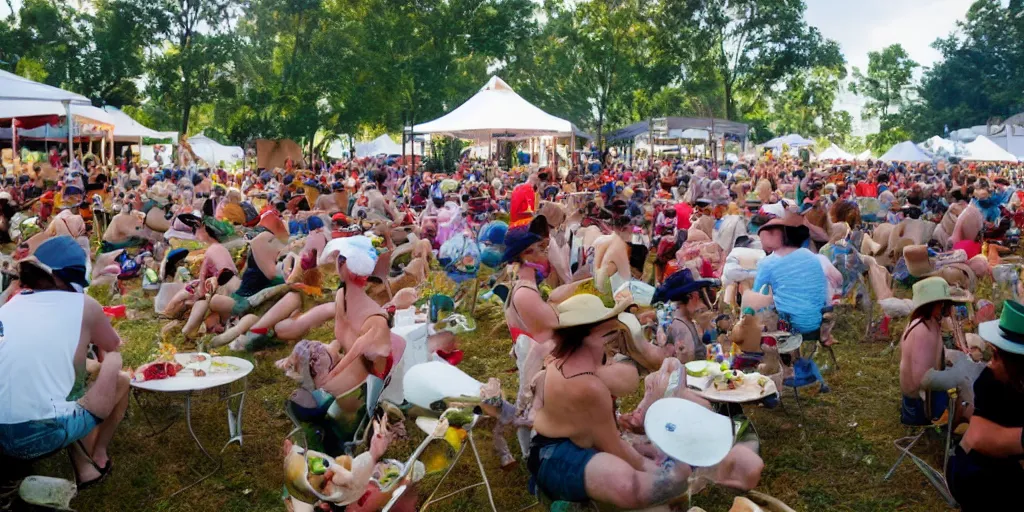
[3,0,1023,153]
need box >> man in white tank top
[0,235,129,489]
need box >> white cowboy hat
[403,361,483,410]
[644,397,732,467]
[319,235,378,277]
[556,294,632,329]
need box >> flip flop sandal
[69,441,112,491]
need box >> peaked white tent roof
[188,134,244,167]
[326,139,349,159]
[964,135,1019,162]
[763,133,814,150]
[856,150,874,161]
[817,143,854,161]
[413,76,577,139]
[0,69,90,104]
[0,100,114,126]
[879,141,933,162]
[355,134,403,156]
[102,106,175,142]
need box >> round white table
[130,354,254,497]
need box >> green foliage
[424,136,467,174]
[906,0,1024,139]
[849,44,918,121]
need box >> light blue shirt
[753,248,827,333]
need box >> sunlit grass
[30,268,963,511]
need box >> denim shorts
[0,405,101,460]
[528,436,598,503]
[900,393,948,426]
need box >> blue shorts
[900,393,948,426]
[528,436,598,503]
[0,405,101,460]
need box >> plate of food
[174,352,212,377]
[699,370,778,403]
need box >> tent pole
[64,100,73,168]
[11,119,16,163]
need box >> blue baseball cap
[20,235,89,291]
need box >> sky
[804,0,976,135]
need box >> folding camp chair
[429,294,455,323]
[883,388,958,507]
[419,414,497,512]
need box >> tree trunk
[724,79,735,121]
[180,95,192,137]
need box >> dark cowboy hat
[653,268,716,304]
[501,215,550,264]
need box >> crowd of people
[0,145,1023,511]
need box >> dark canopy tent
[605,117,750,143]
[605,117,750,162]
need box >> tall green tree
[505,0,659,148]
[660,0,844,121]
[143,0,238,136]
[849,44,918,121]
[906,0,1024,138]
[765,65,850,141]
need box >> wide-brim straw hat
[911,276,970,316]
[556,294,632,329]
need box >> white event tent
[354,134,422,157]
[188,134,244,167]
[414,76,581,139]
[816,143,854,161]
[856,150,874,161]
[0,70,98,161]
[964,135,1019,162]
[102,106,175,143]
[879,141,933,162]
[762,133,815,150]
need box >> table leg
[221,377,247,451]
[169,392,222,498]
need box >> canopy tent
[762,133,814,150]
[964,135,1019,162]
[187,134,244,167]
[919,135,967,159]
[355,134,402,156]
[856,150,874,161]
[413,76,586,139]
[606,117,750,143]
[0,70,90,104]
[879,141,933,162]
[816,143,854,161]
[326,139,349,159]
[101,106,175,143]
[0,101,114,128]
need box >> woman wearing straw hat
[898,277,976,426]
[529,294,763,508]
[948,300,1024,511]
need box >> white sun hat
[644,397,733,467]
[319,235,378,276]
[403,361,483,410]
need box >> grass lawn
[28,271,963,512]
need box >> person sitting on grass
[652,269,718,364]
[949,300,1024,511]
[0,236,130,489]
[528,294,763,509]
